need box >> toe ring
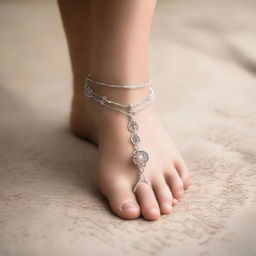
[133,170,151,192]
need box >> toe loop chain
[132,168,151,192]
[84,76,155,192]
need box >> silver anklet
[84,77,155,192]
[86,73,151,89]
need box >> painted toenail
[121,202,138,211]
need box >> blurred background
[0,0,256,256]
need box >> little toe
[166,169,184,201]
[175,159,191,190]
[152,179,173,215]
[104,183,140,220]
[135,182,161,221]
[172,198,179,206]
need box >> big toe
[102,182,140,220]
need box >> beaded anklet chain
[86,73,151,89]
[84,75,155,192]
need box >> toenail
[176,191,184,199]
[164,203,172,211]
[173,198,178,205]
[149,208,159,216]
[121,202,138,212]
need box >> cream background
[0,0,256,255]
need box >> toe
[166,169,184,201]
[135,182,161,221]
[172,198,179,206]
[175,159,191,190]
[119,201,140,219]
[152,179,173,215]
[104,182,140,220]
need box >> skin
[58,0,191,221]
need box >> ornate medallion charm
[133,150,149,168]
[131,133,140,145]
[127,119,138,133]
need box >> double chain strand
[84,86,155,117]
[84,76,155,192]
[86,73,152,89]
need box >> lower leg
[58,0,93,92]
[58,0,98,141]
[58,0,191,221]
[91,0,155,84]
[90,0,190,220]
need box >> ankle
[90,68,149,86]
[87,75,152,104]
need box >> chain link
[86,73,151,89]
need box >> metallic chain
[84,78,154,192]
[84,84,156,117]
[86,73,151,89]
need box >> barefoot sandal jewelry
[84,74,155,192]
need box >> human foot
[70,84,191,221]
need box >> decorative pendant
[133,150,149,168]
[127,119,138,133]
[131,133,140,145]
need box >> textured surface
[0,0,256,255]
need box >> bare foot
[70,85,191,221]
